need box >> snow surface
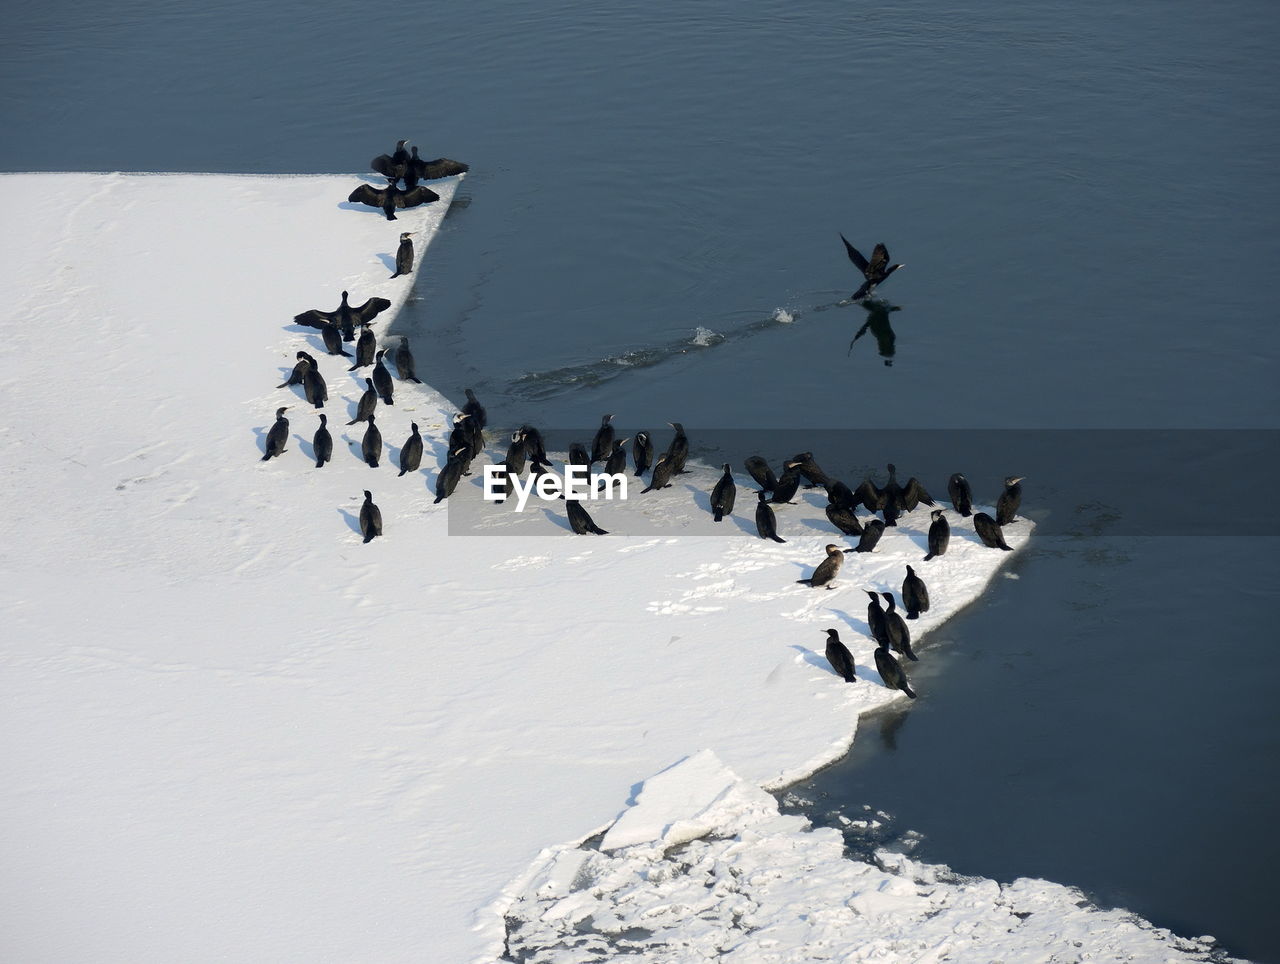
[0,174,1233,963]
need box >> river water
[5,0,1278,958]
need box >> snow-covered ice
[0,173,1236,962]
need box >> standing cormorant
[359,490,383,543]
[709,464,736,522]
[566,499,608,535]
[294,290,391,342]
[463,389,488,431]
[348,379,378,426]
[640,453,675,493]
[590,414,615,466]
[824,629,856,683]
[390,232,414,278]
[767,460,805,505]
[348,327,376,371]
[882,593,918,660]
[874,641,917,699]
[996,476,1025,526]
[853,519,885,552]
[902,565,929,619]
[313,414,332,468]
[665,422,690,474]
[372,349,395,405]
[632,432,653,477]
[925,509,950,561]
[796,544,851,589]
[398,423,423,477]
[841,235,905,301]
[755,491,785,543]
[361,415,383,468]
[948,473,973,516]
[395,338,422,383]
[261,407,289,461]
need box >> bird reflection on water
[849,300,902,366]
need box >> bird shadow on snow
[336,506,362,536]
[250,425,271,458]
[540,506,573,533]
[375,252,395,273]
[828,606,872,638]
[293,433,316,462]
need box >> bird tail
[923,552,936,561]
[795,578,812,585]
[907,612,919,620]
[714,510,724,522]
[903,683,917,699]
[398,468,407,477]
[770,534,786,544]
[390,269,403,279]
[410,377,422,384]
[433,495,445,504]
[363,533,374,544]
[315,458,325,468]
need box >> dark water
[6,0,1279,958]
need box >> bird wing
[904,478,935,510]
[354,297,392,323]
[370,154,396,178]
[869,243,890,276]
[396,186,441,209]
[414,157,470,180]
[293,309,336,329]
[840,234,869,273]
[853,479,884,511]
[348,183,388,207]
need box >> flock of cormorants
[260,140,1026,699]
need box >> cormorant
[996,476,1025,526]
[973,512,1013,550]
[824,629,856,683]
[841,235,905,301]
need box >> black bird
[744,456,777,493]
[294,291,392,342]
[348,176,440,220]
[348,327,377,371]
[882,593,918,661]
[791,452,834,489]
[755,491,786,543]
[824,629,856,683]
[590,414,615,466]
[433,448,467,503]
[767,460,805,505]
[504,430,528,477]
[632,432,653,477]
[261,407,289,461]
[278,350,319,388]
[568,442,591,475]
[347,379,378,426]
[924,509,950,561]
[641,453,675,493]
[600,439,629,481]
[883,463,933,514]
[359,490,382,544]
[372,349,395,405]
[362,415,383,468]
[841,235,905,301]
[313,414,332,468]
[973,512,1013,551]
[318,321,352,357]
[463,389,488,432]
[902,565,929,619]
[796,544,851,589]
[301,358,327,409]
[394,338,422,383]
[448,414,477,475]
[996,476,1025,526]
[519,424,551,468]
[825,500,864,536]
[948,473,973,517]
[874,641,917,699]
[865,591,890,648]
[398,423,423,477]
[853,518,885,552]
[826,480,858,512]
[566,498,608,535]
[390,232,414,278]
[405,146,470,182]
[709,464,736,522]
[370,139,412,181]
[665,422,690,474]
